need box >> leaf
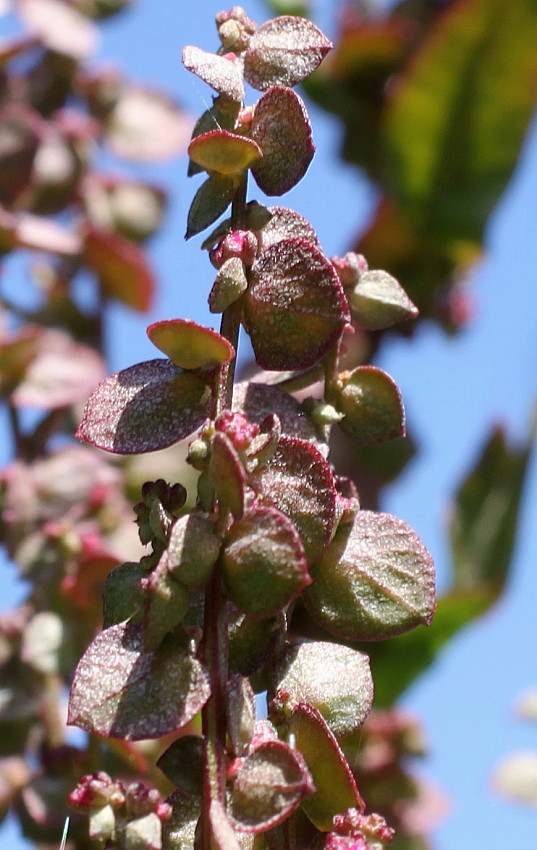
[182,46,245,102]
[68,622,210,739]
[289,703,363,831]
[250,87,314,195]
[105,85,191,162]
[19,0,99,59]
[258,205,319,250]
[210,431,246,520]
[305,510,436,641]
[222,505,310,619]
[0,104,42,208]
[10,328,104,409]
[335,366,406,444]
[383,0,537,242]
[103,562,146,628]
[244,16,332,91]
[189,130,262,176]
[162,791,200,850]
[348,269,419,330]
[450,422,535,594]
[143,560,190,650]
[15,214,82,256]
[186,174,237,239]
[230,739,315,832]
[147,319,234,370]
[166,514,221,588]
[275,641,373,739]
[76,359,212,454]
[244,238,350,371]
[209,257,248,313]
[257,435,337,563]
[157,736,203,795]
[84,226,154,312]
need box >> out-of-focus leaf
[76,359,212,454]
[147,319,234,371]
[0,104,42,208]
[493,752,537,806]
[84,226,154,312]
[68,622,210,740]
[105,85,191,162]
[18,0,99,59]
[383,0,537,243]
[450,421,536,595]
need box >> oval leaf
[258,206,319,250]
[222,505,310,619]
[288,703,363,831]
[349,269,419,330]
[84,226,154,312]
[186,175,237,240]
[230,739,315,832]
[276,641,373,739]
[182,45,245,102]
[105,85,191,162]
[305,511,436,641]
[244,239,350,371]
[257,435,337,563]
[250,87,314,196]
[336,366,405,444]
[76,359,212,454]
[244,16,332,91]
[19,0,99,59]
[68,622,210,740]
[189,130,262,176]
[147,319,234,370]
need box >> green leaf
[289,703,363,831]
[335,366,405,445]
[68,623,210,740]
[146,319,235,370]
[383,0,537,243]
[186,174,237,239]
[305,510,436,641]
[157,736,203,795]
[188,130,262,176]
[76,359,212,454]
[143,560,190,650]
[209,431,246,520]
[348,269,419,330]
[166,513,221,588]
[450,421,536,594]
[103,561,146,627]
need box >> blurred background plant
[0,0,535,848]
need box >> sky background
[1,0,536,847]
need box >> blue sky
[1,1,536,847]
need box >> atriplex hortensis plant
[68,8,435,849]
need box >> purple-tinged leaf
[288,703,363,831]
[257,435,337,563]
[76,359,212,455]
[335,366,405,444]
[250,87,314,196]
[84,226,154,312]
[13,213,82,256]
[182,46,245,102]
[186,174,237,240]
[244,238,350,371]
[68,622,210,740]
[305,511,436,641]
[147,319,235,370]
[233,382,326,456]
[10,328,104,409]
[189,130,262,176]
[230,739,315,832]
[258,206,319,251]
[244,16,332,91]
[19,0,99,59]
[222,504,310,619]
[210,431,246,520]
[348,269,419,330]
[105,85,191,162]
[275,641,373,739]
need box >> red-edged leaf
[250,87,314,196]
[10,328,104,409]
[305,511,436,641]
[210,431,246,520]
[68,622,210,740]
[230,739,315,832]
[76,359,212,454]
[335,366,405,444]
[244,16,332,91]
[189,130,262,176]
[244,238,350,371]
[166,514,221,588]
[276,641,373,739]
[182,46,245,102]
[84,226,154,312]
[288,703,363,831]
[105,85,191,162]
[222,504,310,619]
[257,435,336,563]
[147,319,234,370]
[258,206,319,250]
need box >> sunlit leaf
[147,319,234,370]
[335,366,405,444]
[244,16,332,91]
[189,130,262,176]
[182,46,245,102]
